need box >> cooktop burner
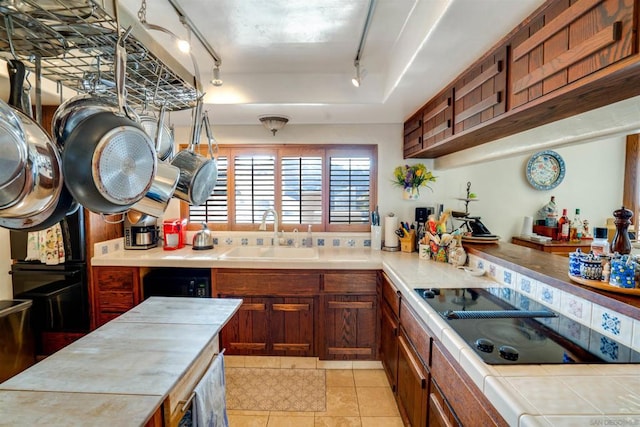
[415,287,640,364]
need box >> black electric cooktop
[415,287,640,365]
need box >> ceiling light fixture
[210,64,223,87]
[259,116,289,136]
[351,0,377,87]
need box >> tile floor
[225,356,404,427]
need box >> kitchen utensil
[0,59,67,231]
[139,102,174,161]
[171,101,218,206]
[0,98,28,207]
[192,223,214,250]
[127,161,180,218]
[61,35,156,214]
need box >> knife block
[400,231,416,253]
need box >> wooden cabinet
[428,378,461,427]
[91,266,140,327]
[510,0,635,109]
[397,333,428,427]
[454,46,507,135]
[422,87,453,151]
[321,271,378,360]
[402,0,640,159]
[215,270,320,356]
[431,341,508,427]
[403,110,423,157]
[379,273,400,391]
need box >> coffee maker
[124,213,159,250]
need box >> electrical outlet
[101,245,108,255]
[114,242,120,251]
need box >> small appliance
[163,218,187,250]
[124,214,158,250]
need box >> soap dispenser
[306,225,313,247]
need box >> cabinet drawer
[431,342,507,427]
[163,338,219,427]
[399,300,432,367]
[381,273,400,318]
[97,292,136,312]
[323,272,377,294]
[422,87,453,150]
[216,271,320,295]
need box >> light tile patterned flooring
[225,356,404,427]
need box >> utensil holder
[371,225,382,250]
[400,231,415,253]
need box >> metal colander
[93,126,156,205]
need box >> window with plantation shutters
[184,145,376,232]
[281,156,322,225]
[234,154,275,224]
[329,156,371,225]
[188,156,228,224]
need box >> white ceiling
[20,0,549,126]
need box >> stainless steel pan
[170,101,218,206]
[0,61,65,231]
[60,35,156,214]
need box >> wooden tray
[461,235,499,244]
[568,274,640,296]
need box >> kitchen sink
[219,246,319,260]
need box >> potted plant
[393,163,437,200]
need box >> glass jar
[590,227,610,256]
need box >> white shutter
[281,156,322,224]
[234,155,275,223]
[329,157,371,224]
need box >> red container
[163,218,187,250]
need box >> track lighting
[211,64,223,87]
[351,0,377,87]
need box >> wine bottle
[557,208,569,241]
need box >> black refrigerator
[9,208,90,353]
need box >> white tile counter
[89,244,640,426]
[0,297,241,426]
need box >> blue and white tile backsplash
[183,231,372,249]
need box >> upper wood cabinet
[422,87,454,150]
[454,47,507,134]
[510,0,635,109]
[403,110,424,158]
[404,0,640,159]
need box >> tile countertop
[0,297,242,426]
[91,245,640,426]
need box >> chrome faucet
[259,208,280,246]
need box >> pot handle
[188,95,205,151]
[155,102,166,153]
[101,212,126,224]
[202,110,218,159]
[7,59,26,111]
[115,27,133,119]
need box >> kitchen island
[89,241,640,426]
[0,297,241,426]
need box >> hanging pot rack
[0,0,198,111]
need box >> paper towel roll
[384,216,399,248]
[521,216,533,236]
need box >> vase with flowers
[393,163,437,200]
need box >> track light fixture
[351,0,377,87]
[211,64,223,87]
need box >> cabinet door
[271,297,315,356]
[397,333,428,427]
[454,46,507,134]
[322,295,378,360]
[510,0,635,109]
[220,297,269,355]
[403,111,423,158]
[422,87,453,151]
[92,266,140,328]
[380,300,399,392]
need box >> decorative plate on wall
[525,150,565,190]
